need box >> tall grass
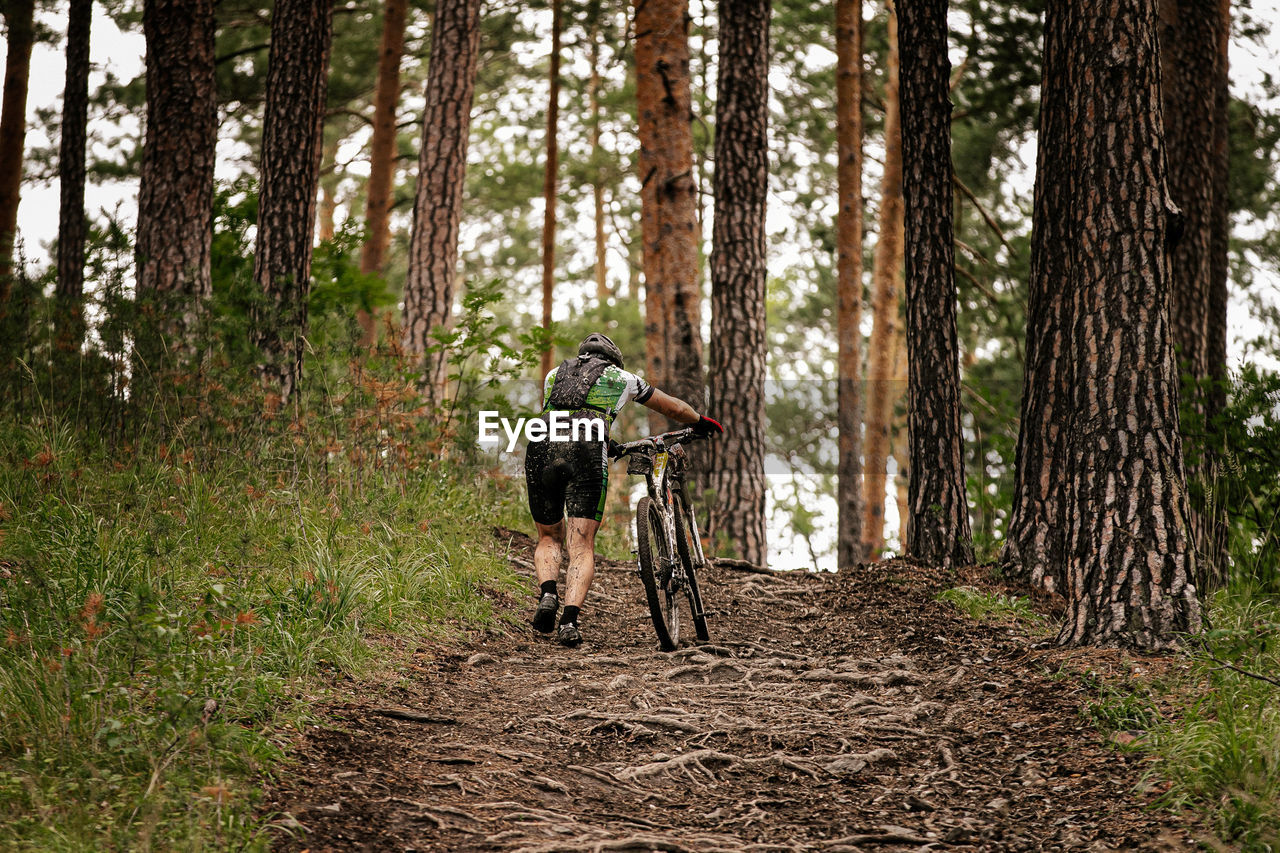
[0,413,526,850]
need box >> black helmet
[578,332,624,369]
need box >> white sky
[5,1,1279,569]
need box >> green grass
[0,416,525,851]
[936,585,1044,627]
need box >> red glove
[692,415,723,437]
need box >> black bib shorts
[524,414,610,525]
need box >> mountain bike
[611,427,712,651]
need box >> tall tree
[55,0,93,351]
[357,0,408,344]
[708,0,770,566]
[1159,0,1231,589]
[588,11,608,304]
[635,0,703,425]
[1000,0,1072,593]
[402,0,484,390]
[862,0,905,559]
[1048,0,1201,648]
[897,0,973,569]
[134,0,217,376]
[539,0,563,379]
[0,0,35,303]
[252,0,334,402]
[835,0,865,569]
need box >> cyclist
[525,332,722,647]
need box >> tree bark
[317,137,340,243]
[134,0,217,377]
[898,0,974,570]
[1049,0,1201,648]
[0,0,36,303]
[402,0,483,390]
[862,0,905,560]
[635,0,703,427]
[357,0,408,344]
[835,0,865,570]
[589,14,609,304]
[1159,0,1231,589]
[540,0,563,379]
[55,0,93,352]
[252,0,334,404]
[708,0,770,567]
[1000,0,1073,593]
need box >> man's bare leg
[531,520,565,632]
[534,520,565,586]
[562,517,601,608]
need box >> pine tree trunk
[317,138,340,243]
[708,0,770,567]
[589,16,609,304]
[1000,1,1073,593]
[635,0,703,425]
[0,0,35,303]
[897,0,973,570]
[540,0,563,379]
[402,0,483,390]
[1050,0,1201,648]
[1159,0,1231,589]
[252,0,334,404]
[357,0,408,344]
[862,0,904,560]
[835,0,865,569]
[134,0,217,378]
[55,0,93,352]
[1204,0,1230,573]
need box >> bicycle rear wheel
[672,493,710,642]
[635,496,680,650]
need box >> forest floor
[260,529,1205,852]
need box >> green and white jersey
[541,362,654,424]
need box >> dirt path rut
[263,530,1199,852]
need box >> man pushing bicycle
[524,332,722,647]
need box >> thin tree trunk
[836,0,865,569]
[134,0,217,380]
[1159,0,1230,590]
[357,0,408,345]
[1000,0,1073,593]
[252,0,334,404]
[708,0,770,566]
[589,14,609,304]
[862,0,904,560]
[1049,0,1200,648]
[635,0,703,428]
[540,0,563,379]
[898,0,973,570]
[0,0,36,303]
[402,0,483,391]
[1204,0,1230,576]
[55,0,93,352]
[317,137,340,243]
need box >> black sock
[540,580,557,597]
[560,606,580,627]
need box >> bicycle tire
[672,492,710,642]
[635,496,679,650]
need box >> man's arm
[640,388,700,424]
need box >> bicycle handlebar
[609,426,710,460]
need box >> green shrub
[0,412,524,851]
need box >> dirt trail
[263,530,1200,852]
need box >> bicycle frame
[633,433,707,578]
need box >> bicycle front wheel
[635,496,680,650]
[672,493,710,643]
